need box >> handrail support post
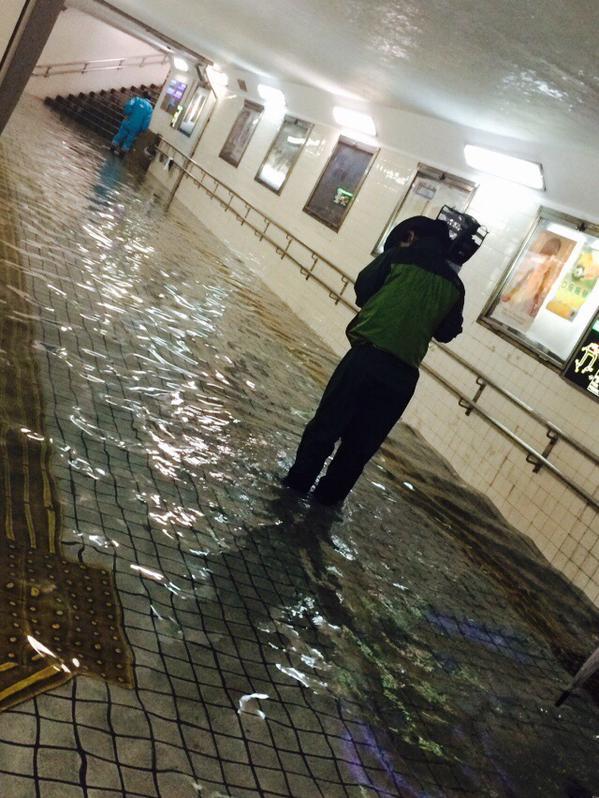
[540,429,559,464]
[526,453,542,473]
[464,376,486,416]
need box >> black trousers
[286,345,419,501]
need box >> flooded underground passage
[0,47,598,798]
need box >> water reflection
[0,98,596,796]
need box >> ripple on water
[0,97,596,796]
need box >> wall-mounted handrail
[434,344,597,466]
[422,366,597,508]
[155,139,598,510]
[32,53,169,79]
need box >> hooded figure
[111,93,154,156]
[283,215,465,505]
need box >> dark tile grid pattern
[0,101,597,798]
[0,108,419,798]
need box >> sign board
[161,80,188,114]
[562,313,599,400]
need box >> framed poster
[174,85,208,137]
[161,79,188,115]
[303,136,378,231]
[546,246,599,322]
[562,313,599,400]
[219,100,263,167]
[255,116,312,193]
[374,166,476,254]
[481,210,599,366]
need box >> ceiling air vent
[237,79,248,92]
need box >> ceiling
[75,0,599,152]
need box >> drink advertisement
[547,246,599,321]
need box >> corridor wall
[149,70,599,607]
[1,1,29,63]
[25,8,169,99]
[0,0,63,134]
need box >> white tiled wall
[25,8,169,99]
[1,0,27,58]
[149,83,599,607]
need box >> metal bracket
[463,376,487,416]
[458,398,473,415]
[526,453,542,473]
[279,236,292,259]
[541,429,559,463]
[239,204,250,226]
[339,276,350,296]
[257,220,270,242]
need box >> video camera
[436,205,487,266]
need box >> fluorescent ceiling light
[257,84,286,107]
[207,65,229,88]
[173,56,189,72]
[464,145,545,190]
[333,106,376,137]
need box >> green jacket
[346,240,465,369]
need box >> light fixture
[173,56,189,72]
[464,144,545,190]
[333,106,376,137]
[257,84,286,108]
[206,64,229,88]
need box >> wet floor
[0,97,597,798]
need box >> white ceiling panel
[75,0,599,150]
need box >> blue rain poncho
[112,96,153,152]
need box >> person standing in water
[283,215,466,505]
[111,91,154,158]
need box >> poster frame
[561,312,599,401]
[372,164,477,255]
[479,207,599,370]
[303,135,379,232]
[219,100,264,168]
[255,115,313,195]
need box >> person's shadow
[228,490,356,633]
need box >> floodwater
[0,97,597,798]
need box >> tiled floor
[0,97,598,797]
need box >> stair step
[44,82,157,142]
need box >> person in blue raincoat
[111,91,154,156]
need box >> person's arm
[123,98,135,117]
[354,251,394,307]
[434,290,465,342]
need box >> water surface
[0,97,596,798]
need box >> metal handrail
[434,344,598,465]
[32,53,169,79]
[156,140,598,509]
[422,366,597,508]
[157,143,355,304]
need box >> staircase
[44,83,162,141]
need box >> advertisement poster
[304,139,374,230]
[256,118,311,192]
[563,314,599,400]
[547,246,599,321]
[333,187,353,207]
[495,230,576,332]
[220,102,263,167]
[161,80,187,114]
[374,170,475,254]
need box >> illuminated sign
[161,79,188,114]
[562,314,599,400]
